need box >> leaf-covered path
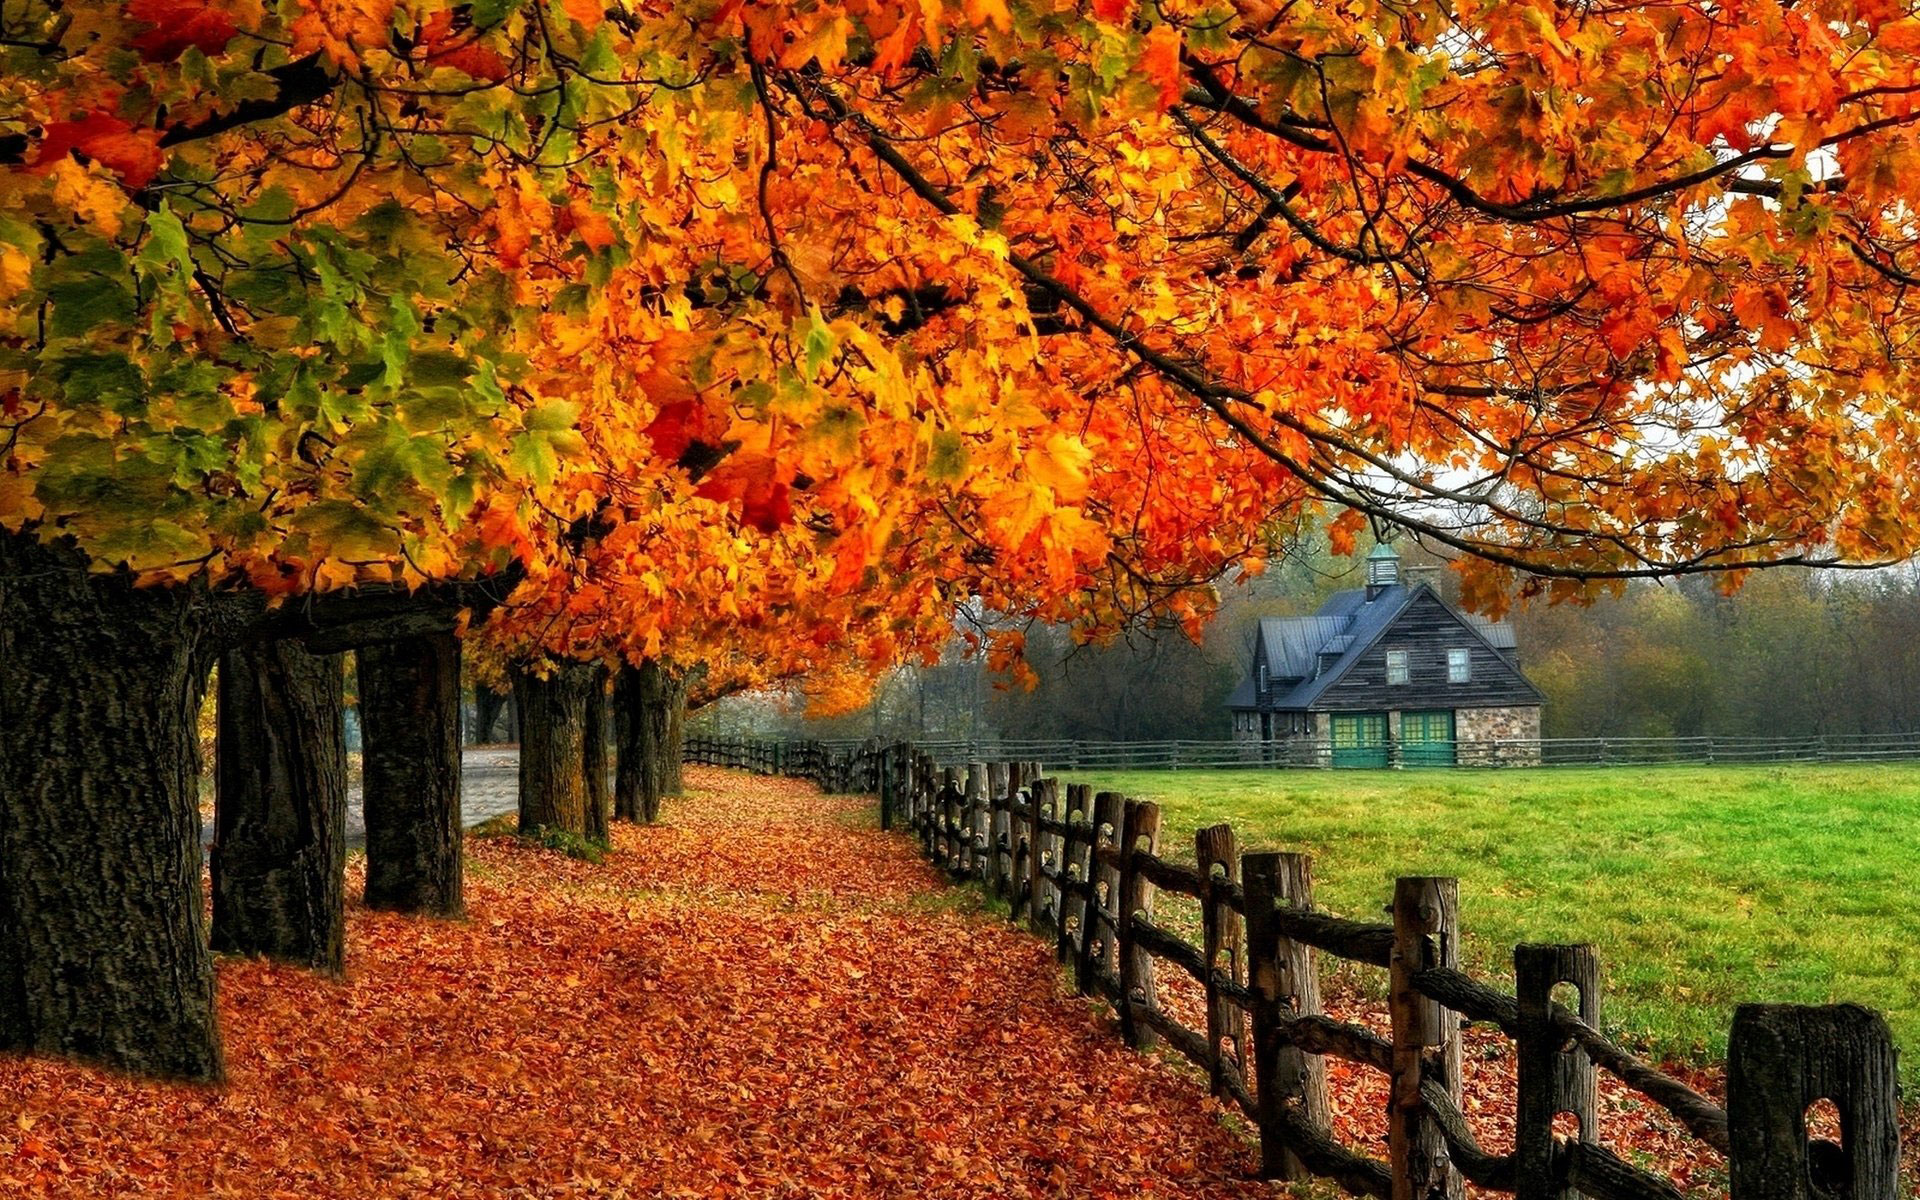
[0,768,1270,1198]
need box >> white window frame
[1447,647,1471,683]
[1385,649,1409,686]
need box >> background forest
[695,537,1920,744]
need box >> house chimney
[1365,543,1400,600]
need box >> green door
[1331,713,1389,768]
[1401,709,1457,767]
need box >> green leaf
[802,309,838,375]
[928,428,968,483]
[46,278,136,338]
[470,0,524,29]
[524,400,578,433]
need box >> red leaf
[126,0,239,61]
[31,112,164,189]
[1142,24,1182,110]
[643,400,709,463]
[694,452,794,533]
[418,9,510,82]
[1092,0,1133,22]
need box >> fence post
[1026,779,1055,934]
[962,763,985,880]
[877,744,892,831]
[1728,1004,1899,1200]
[1515,944,1599,1200]
[918,753,935,853]
[1057,783,1091,965]
[1195,824,1246,1102]
[1244,851,1330,1180]
[1076,791,1124,996]
[941,767,962,870]
[988,773,1009,899]
[1389,876,1463,1200]
[1007,777,1030,923]
[1116,799,1162,1050]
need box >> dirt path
[0,768,1272,1199]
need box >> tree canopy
[8,0,1920,673]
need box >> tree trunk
[0,534,241,1081]
[615,661,682,824]
[662,668,687,797]
[358,633,463,917]
[211,640,347,973]
[513,661,594,835]
[583,669,610,843]
[613,667,642,823]
[473,686,510,744]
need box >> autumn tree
[11,0,1920,1084]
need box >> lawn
[1079,763,1920,1075]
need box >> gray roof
[1258,614,1351,679]
[1465,614,1516,650]
[1232,584,1522,712]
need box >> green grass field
[1080,764,1920,1075]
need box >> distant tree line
[695,546,1920,745]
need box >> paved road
[203,748,525,849]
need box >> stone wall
[1455,705,1543,766]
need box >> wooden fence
[684,737,1904,1200]
[689,732,1920,770]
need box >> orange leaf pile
[0,771,1264,1198]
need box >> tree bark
[513,661,594,835]
[211,640,348,973]
[358,633,463,916]
[473,686,510,744]
[583,669,610,843]
[615,660,685,824]
[0,534,246,1081]
[662,668,687,797]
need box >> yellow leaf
[1025,433,1092,504]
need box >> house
[1226,545,1544,766]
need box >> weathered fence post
[1077,791,1124,996]
[1196,824,1246,1102]
[1244,851,1330,1180]
[1728,1004,1899,1200]
[1058,783,1091,965]
[1515,944,1599,1200]
[988,772,1009,899]
[877,744,892,831]
[1116,799,1162,1049]
[918,753,936,853]
[963,762,986,879]
[940,766,962,870]
[1025,779,1056,933]
[1389,876,1463,1200]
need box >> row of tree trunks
[2,533,497,1082]
[614,659,686,823]
[211,641,348,973]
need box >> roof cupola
[1365,542,1400,599]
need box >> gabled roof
[1231,584,1530,711]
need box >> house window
[1385,649,1409,685]
[1447,648,1471,683]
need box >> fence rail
[691,731,1920,771]
[684,736,1904,1200]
